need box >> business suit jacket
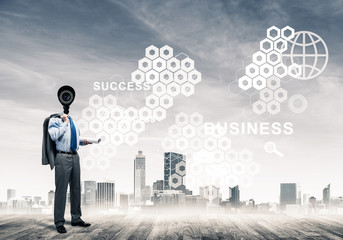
[42,114,60,170]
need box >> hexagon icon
[168,124,182,139]
[212,149,225,164]
[138,57,152,72]
[252,76,267,90]
[145,94,159,109]
[170,173,182,188]
[159,45,173,60]
[175,137,189,152]
[110,106,125,120]
[274,88,288,103]
[110,131,124,146]
[145,45,159,60]
[152,57,167,72]
[181,82,195,97]
[190,137,203,151]
[125,107,138,120]
[82,156,96,171]
[166,82,181,97]
[138,106,153,122]
[260,38,273,53]
[260,88,274,102]
[182,124,197,139]
[288,63,302,78]
[274,64,288,78]
[77,119,89,133]
[161,137,175,150]
[175,161,186,176]
[267,100,281,115]
[281,26,295,40]
[146,70,159,85]
[89,94,103,109]
[117,119,131,134]
[253,100,267,115]
[82,106,96,121]
[245,63,259,78]
[131,69,145,84]
[267,26,280,40]
[188,69,201,85]
[274,39,288,53]
[103,145,117,158]
[89,119,103,134]
[260,63,273,78]
[218,137,231,151]
[189,112,203,127]
[246,162,260,175]
[174,69,188,85]
[175,112,189,127]
[152,107,166,121]
[196,125,208,139]
[96,131,110,145]
[125,132,138,146]
[225,149,239,163]
[232,162,246,176]
[160,94,173,109]
[266,76,281,90]
[180,57,195,72]
[89,144,103,158]
[238,76,252,90]
[152,82,167,97]
[96,106,110,121]
[267,51,281,65]
[160,70,173,85]
[131,119,145,134]
[204,136,217,151]
[166,57,181,72]
[103,94,117,108]
[103,119,117,134]
[239,149,253,163]
[97,157,110,171]
[252,51,267,66]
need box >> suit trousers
[54,153,82,227]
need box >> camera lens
[62,92,71,102]
[59,90,73,104]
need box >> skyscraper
[134,150,146,205]
[164,152,191,194]
[153,180,164,191]
[48,190,55,206]
[323,184,330,207]
[229,185,240,207]
[84,181,96,207]
[97,181,115,210]
[280,183,297,208]
[7,189,15,200]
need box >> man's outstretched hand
[83,139,92,145]
[62,114,69,123]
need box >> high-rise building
[134,150,146,205]
[48,190,55,206]
[280,183,297,208]
[323,184,330,207]
[153,180,164,191]
[164,152,191,195]
[7,189,16,200]
[229,185,240,207]
[33,196,41,206]
[97,181,115,210]
[84,181,96,207]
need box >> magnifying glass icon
[264,142,284,158]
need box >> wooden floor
[1,214,343,239]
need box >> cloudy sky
[0,0,342,203]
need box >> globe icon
[282,31,329,80]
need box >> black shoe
[71,220,91,227]
[56,225,67,233]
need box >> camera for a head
[57,85,75,114]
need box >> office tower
[48,190,55,206]
[199,185,221,205]
[7,189,16,200]
[97,181,115,210]
[164,152,191,194]
[153,180,164,191]
[309,196,317,208]
[229,185,240,207]
[280,183,297,208]
[33,196,41,206]
[134,150,146,205]
[84,181,96,207]
[323,184,330,207]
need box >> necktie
[69,116,77,152]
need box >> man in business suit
[48,113,91,233]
